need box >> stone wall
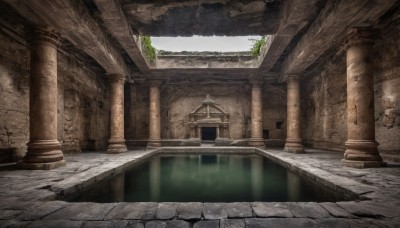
[125,82,287,143]
[301,56,347,151]
[374,21,400,154]
[263,84,287,143]
[0,30,110,162]
[0,31,29,162]
[58,53,111,153]
[301,21,400,154]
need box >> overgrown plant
[141,35,156,61]
[250,36,266,57]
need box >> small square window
[276,122,284,130]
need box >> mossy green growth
[250,36,266,57]
[141,36,156,61]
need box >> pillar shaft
[284,75,304,153]
[148,80,162,148]
[22,28,65,169]
[107,74,127,153]
[249,81,265,147]
[342,27,383,168]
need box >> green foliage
[141,36,156,61]
[250,36,266,57]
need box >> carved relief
[383,97,396,128]
[188,94,230,139]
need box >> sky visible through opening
[151,36,261,52]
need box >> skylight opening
[151,36,262,53]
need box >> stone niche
[188,94,230,143]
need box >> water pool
[71,154,346,202]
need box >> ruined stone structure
[0,0,399,170]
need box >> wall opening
[202,127,217,141]
[276,122,284,130]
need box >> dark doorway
[201,127,217,141]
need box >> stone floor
[0,147,399,228]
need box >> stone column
[107,74,127,153]
[284,75,304,153]
[249,80,265,147]
[21,28,65,169]
[342,27,384,168]
[147,80,162,148]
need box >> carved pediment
[189,94,230,124]
[188,94,230,139]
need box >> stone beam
[92,0,150,73]
[259,0,319,71]
[4,0,129,75]
[281,0,397,76]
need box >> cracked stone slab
[220,219,245,228]
[156,203,177,220]
[177,203,203,220]
[251,202,293,218]
[337,201,398,218]
[315,218,386,228]
[145,221,166,228]
[166,220,191,228]
[44,202,116,220]
[26,220,83,228]
[82,220,129,228]
[225,202,252,218]
[17,201,69,221]
[193,220,219,228]
[203,203,228,219]
[245,218,317,228]
[127,221,145,228]
[319,202,353,218]
[105,202,158,220]
[287,202,330,218]
[0,210,22,220]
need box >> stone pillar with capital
[284,75,304,153]
[107,74,127,153]
[21,27,65,169]
[249,80,265,147]
[147,80,162,148]
[342,27,384,168]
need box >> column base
[284,138,304,153]
[24,140,64,163]
[19,159,66,170]
[147,139,162,149]
[249,138,265,148]
[107,138,127,154]
[342,140,384,168]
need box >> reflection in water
[72,154,346,203]
[150,157,160,201]
[286,171,300,201]
[251,156,263,201]
[110,173,124,202]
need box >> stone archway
[188,94,230,141]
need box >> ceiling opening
[151,36,263,53]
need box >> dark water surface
[71,154,346,202]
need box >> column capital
[250,80,263,87]
[285,74,300,83]
[28,27,60,47]
[344,27,378,50]
[107,74,125,84]
[149,80,163,87]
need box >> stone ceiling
[1,0,398,83]
[121,0,282,36]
